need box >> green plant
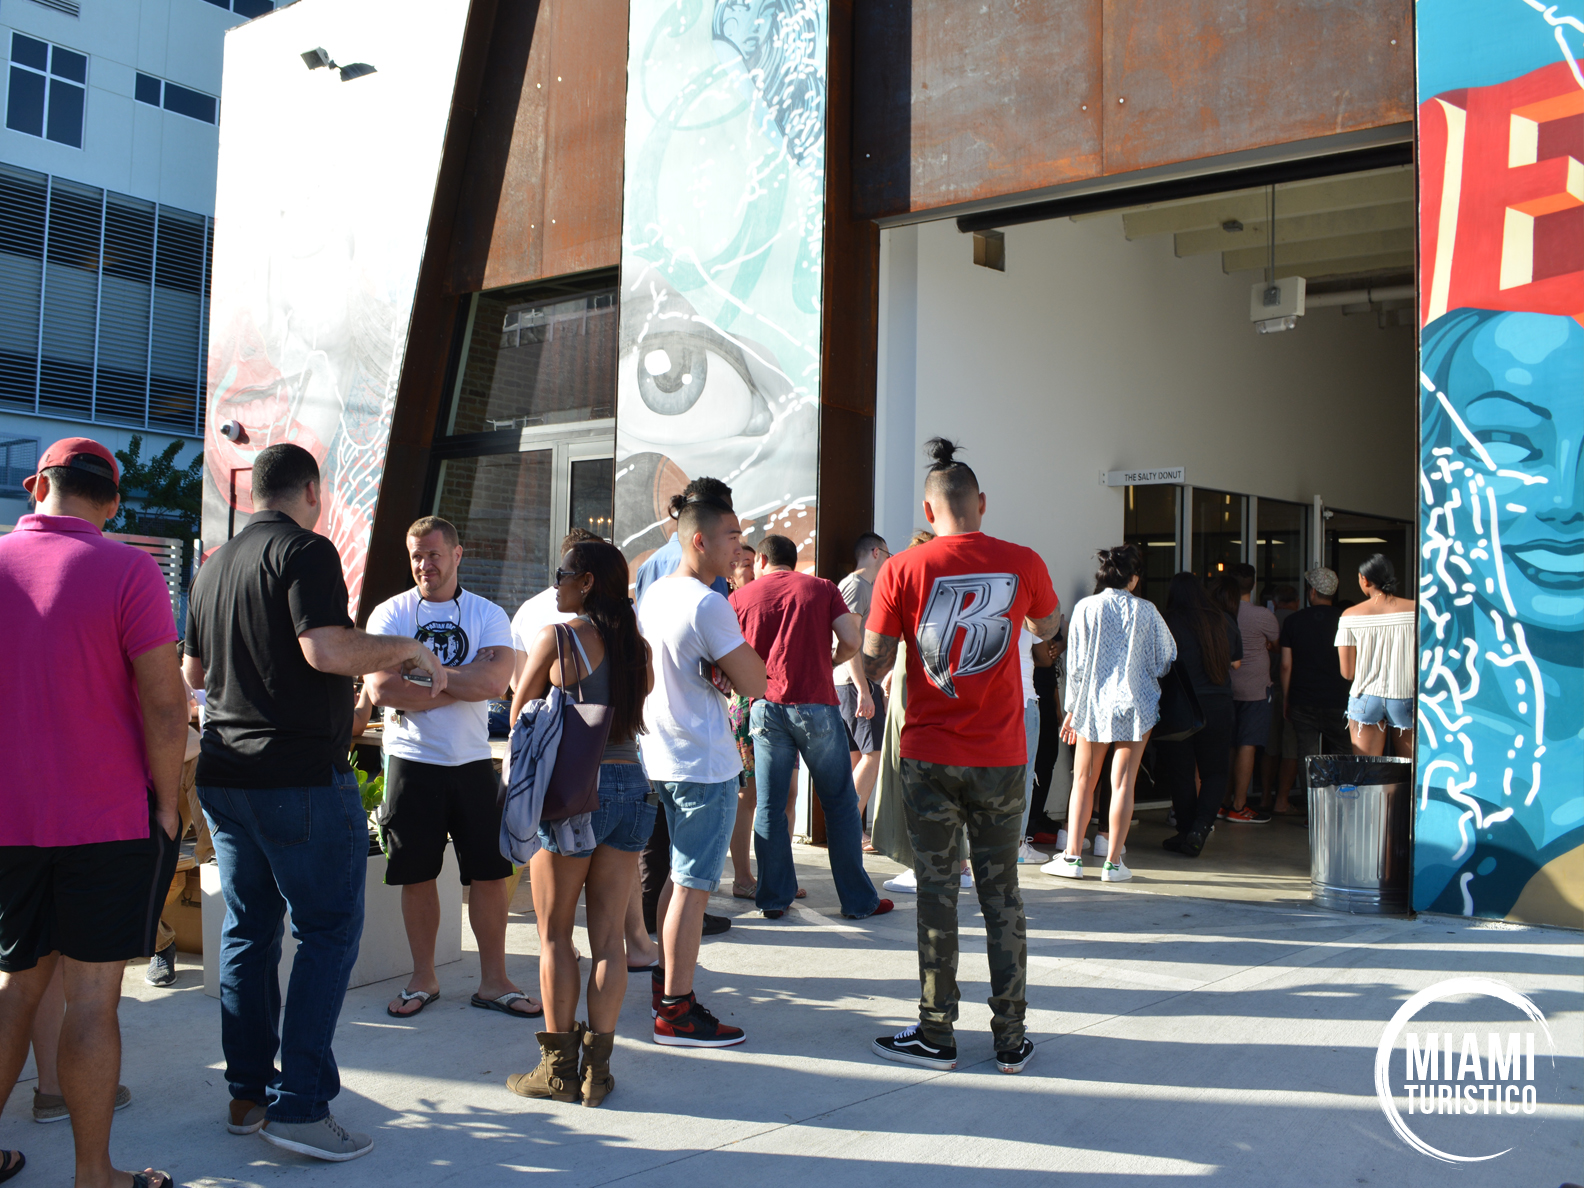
[354,763,384,813]
[107,435,203,540]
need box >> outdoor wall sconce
[300,47,377,82]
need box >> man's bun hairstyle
[671,490,728,542]
[922,436,979,510]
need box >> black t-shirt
[1167,609,1243,701]
[185,511,356,787]
[1279,604,1350,709]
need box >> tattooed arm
[861,629,899,684]
[1025,607,1063,642]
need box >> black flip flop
[470,991,543,1018]
[131,1173,175,1188]
[386,989,438,1018]
[0,1151,24,1186]
[627,962,659,973]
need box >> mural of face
[614,0,827,569]
[1417,307,1583,919]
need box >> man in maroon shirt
[729,535,892,920]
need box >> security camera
[219,420,247,443]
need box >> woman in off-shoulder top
[1335,553,1417,758]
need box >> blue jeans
[198,770,366,1124]
[750,701,881,917]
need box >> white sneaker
[1040,854,1085,879]
[1055,829,1092,853]
[960,869,974,889]
[1092,835,1127,859]
[883,868,918,894]
[1016,840,1044,864]
[1100,860,1133,883]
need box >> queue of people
[0,432,1421,1185]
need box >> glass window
[0,436,38,493]
[6,35,85,148]
[233,0,275,16]
[49,47,86,84]
[1255,498,1308,607]
[45,77,84,147]
[11,34,48,72]
[1191,488,1246,580]
[1325,511,1413,606]
[433,451,553,618]
[6,66,45,136]
[135,73,162,106]
[1122,483,1179,612]
[569,457,615,541]
[447,287,617,436]
[162,82,216,124]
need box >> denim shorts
[538,763,657,858]
[654,777,737,892]
[1347,694,1415,730]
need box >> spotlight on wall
[219,420,247,443]
[300,47,377,82]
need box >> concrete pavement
[2,843,1578,1187]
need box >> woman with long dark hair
[1041,544,1176,883]
[505,540,654,1108]
[1336,553,1417,758]
[1158,572,1243,857]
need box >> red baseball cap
[23,436,121,495]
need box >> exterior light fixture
[300,47,377,81]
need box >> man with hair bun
[861,438,1060,1077]
[636,492,767,1047]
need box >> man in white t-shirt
[635,494,766,1048]
[365,517,533,1021]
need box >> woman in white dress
[1042,545,1177,883]
[1335,553,1417,758]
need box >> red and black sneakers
[653,992,746,1048]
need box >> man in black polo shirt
[1279,566,1352,810]
[183,443,445,1163]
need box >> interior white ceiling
[1094,165,1416,284]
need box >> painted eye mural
[1414,1,1583,928]
[614,0,828,568]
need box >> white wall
[1,0,247,214]
[877,215,1417,612]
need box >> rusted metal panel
[447,0,625,295]
[539,0,626,280]
[853,0,1104,220]
[1102,0,1414,176]
[820,0,879,579]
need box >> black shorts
[838,680,887,754]
[0,806,180,972]
[378,755,513,885]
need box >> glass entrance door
[1325,509,1413,602]
[1256,497,1309,604]
[1123,483,1180,612]
[1191,488,1247,580]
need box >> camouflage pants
[899,759,1027,1049]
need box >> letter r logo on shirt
[916,573,1019,698]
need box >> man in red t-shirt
[862,439,1059,1076]
[729,534,892,920]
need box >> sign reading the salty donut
[1103,467,1185,487]
[613,0,829,570]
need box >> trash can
[1307,754,1413,915]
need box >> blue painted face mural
[1416,308,1583,918]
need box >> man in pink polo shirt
[0,437,190,1188]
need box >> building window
[135,73,218,124]
[0,436,38,494]
[201,0,275,17]
[426,276,618,614]
[6,33,86,149]
[0,164,211,436]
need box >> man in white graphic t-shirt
[365,517,536,1021]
